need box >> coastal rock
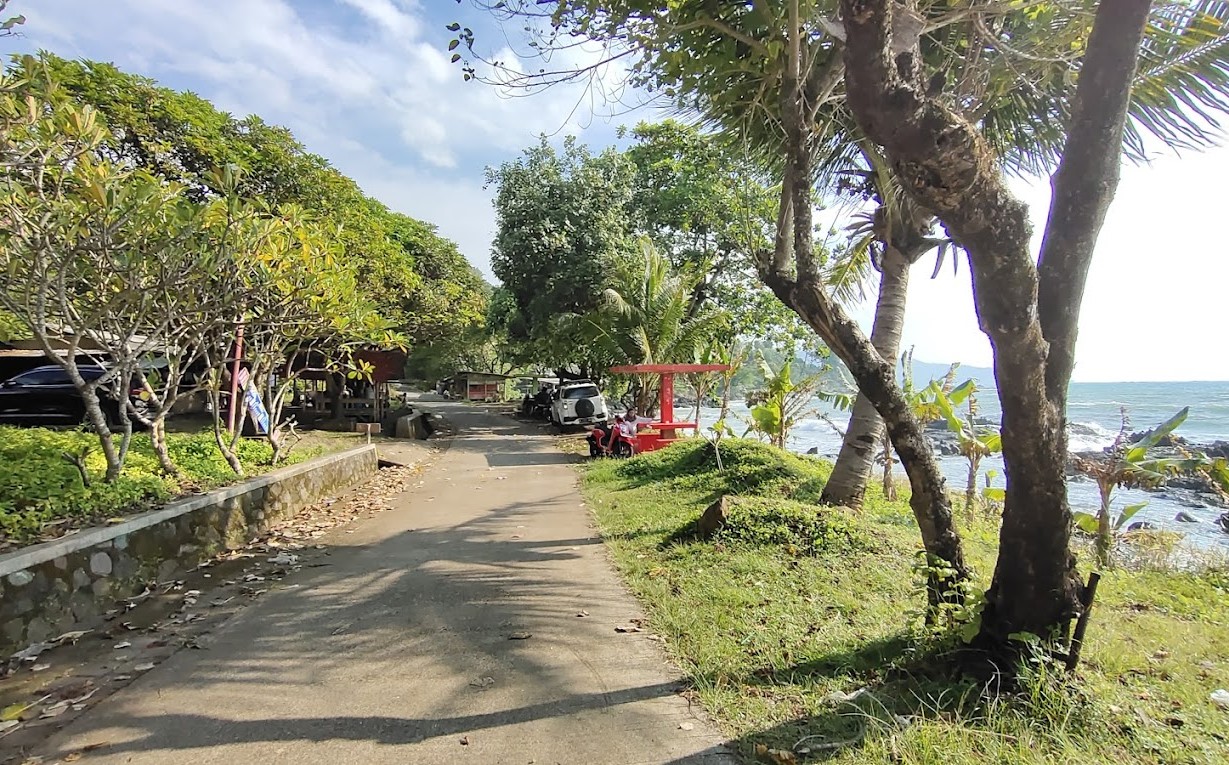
[806,447,819,455]
[1127,429,1188,448]
[1218,513,1229,534]
[1175,511,1199,523]
[1127,521,1158,532]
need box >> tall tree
[43,54,485,347]
[835,0,1197,644]
[581,241,726,412]
[487,135,636,375]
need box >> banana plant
[743,352,852,451]
[1072,407,1200,568]
[932,380,1002,518]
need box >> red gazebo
[609,363,730,452]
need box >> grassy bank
[581,439,1229,764]
[0,427,325,546]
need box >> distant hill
[909,359,996,390]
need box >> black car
[0,364,148,428]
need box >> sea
[695,381,1229,551]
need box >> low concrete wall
[0,445,378,655]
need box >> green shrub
[710,497,870,556]
[613,438,831,500]
[0,426,318,545]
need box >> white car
[549,380,608,428]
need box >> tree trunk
[79,388,123,482]
[823,245,911,508]
[838,0,1152,645]
[757,9,967,606]
[150,417,180,477]
[779,279,969,607]
[881,429,896,501]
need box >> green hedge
[0,427,313,546]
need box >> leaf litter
[0,460,431,758]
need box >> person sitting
[624,407,654,432]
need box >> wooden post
[1065,571,1101,672]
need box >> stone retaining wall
[0,445,378,655]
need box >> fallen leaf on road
[459,736,470,746]
[754,744,798,765]
[469,676,495,689]
[614,625,643,633]
[134,663,155,672]
[507,632,532,640]
[1,701,37,721]
[112,642,132,650]
[576,611,589,618]
[31,664,49,672]
[678,722,695,731]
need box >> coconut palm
[579,240,726,414]
[818,1,1229,509]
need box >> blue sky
[8,0,1229,382]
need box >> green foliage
[0,426,311,544]
[709,497,870,557]
[580,439,1229,765]
[577,240,727,401]
[744,350,852,450]
[611,437,832,502]
[1071,407,1216,568]
[487,135,635,371]
[36,53,486,346]
[931,379,1003,516]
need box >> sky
[8,0,1228,383]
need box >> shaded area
[34,400,737,765]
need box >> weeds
[581,437,1229,764]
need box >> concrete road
[40,403,737,765]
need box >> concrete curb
[0,445,376,579]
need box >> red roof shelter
[609,363,729,451]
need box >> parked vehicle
[548,380,608,428]
[0,364,149,428]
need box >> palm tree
[580,240,726,413]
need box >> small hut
[450,371,512,402]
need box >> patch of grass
[0,427,322,545]
[581,437,1229,764]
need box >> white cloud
[18,0,1221,381]
[14,0,626,275]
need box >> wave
[1068,421,1117,452]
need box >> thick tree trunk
[839,0,1152,644]
[757,8,967,605]
[823,245,910,507]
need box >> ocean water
[695,380,1229,550]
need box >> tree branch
[1037,0,1153,404]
